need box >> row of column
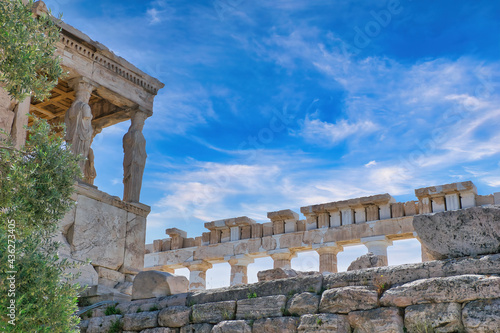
[176,235,395,291]
[63,76,148,203]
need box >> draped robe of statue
[65,80,94,172]
[84,126,102,185]
[123,111,147,202]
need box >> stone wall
[79,253,500,333]
[58,182,150,302]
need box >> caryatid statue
[65,78,95,173]
[123,110,148,202]
[83,125,102,185]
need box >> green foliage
[316,316,323,326]
[0,118,82,332]
[148,305,159,312]
[0,119,81,237]
[247,291,257,299]
[281,306,291,316]
[136,307,143,313]
[108,319,123,333]
[373,274,391,297]
[0,0,64,101]
[104,305,122,316]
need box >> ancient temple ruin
[0,1,164,301]
[145,181,500,291]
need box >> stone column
[83,125,102,185]
[361,235,393,266]
[185,260,212,291]
[11,96,30,149]
[65,77,96,173]
[269,249,296,269]
[123,110,148,202]
[227,255,254,286]
[314,243,343,274]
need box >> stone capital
[68,76,98,95]
[128,105,153,119]
[313,242,343,255]
[184,260,212,272]
[226,255,254,267]
[269,249,297,261]
[361,235,393,256]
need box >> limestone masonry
[145,180,500,291]
[80,252,500,332]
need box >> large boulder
[132,271,188,300]
[347,252,387,271]
[413,206,500,260]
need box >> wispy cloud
[146,0,175,25]
[299,117,378,146]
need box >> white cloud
[365,160,377,167]
[146,1,175,25]
[299,117,378,146]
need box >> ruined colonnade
[145,181,500,290]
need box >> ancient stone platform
[79,253,500,333]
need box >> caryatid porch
[4,2,165,300]
[24,4,164,202]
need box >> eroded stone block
[180,324,213,333]
[462,298,500,333]
[319,286,378,314]
[404,201,418,216]
[366,205,379,221]
[71,195,127,270]
[287,292,320,316]
[132,271,188,300]
[413,206,500,260]
[348,307,404,333]
[158,306,191,328]
[391,202,404,218]
[347,252,387,271]
[380,274,500,307]
[212,320,251,333]
[122,311,159,331]
[298,314,350,333]
[253,317,300,333]
[191,301,236,324]
[87,315,122,333]
[236,295,287,320]
[122,213,147,274]
[405,302,462,333]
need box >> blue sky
[44,0,500,286]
